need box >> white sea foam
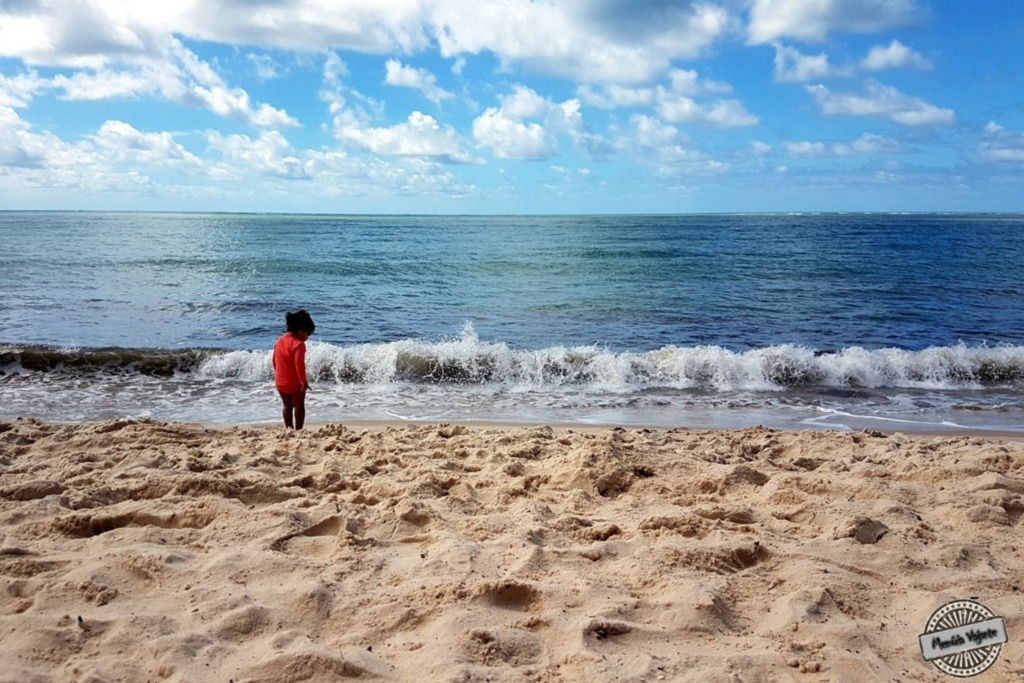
[189,327,1024,393]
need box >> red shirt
[273,333,307,393]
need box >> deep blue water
[2,211,1024,430]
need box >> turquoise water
[2,211,1024,430]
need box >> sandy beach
[2,418,1023,682]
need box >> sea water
[2,211,1024,431]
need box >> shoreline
[314,418,1024,440]
[12,415,1024,442]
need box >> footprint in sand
[270,515,344,553]
[0,551,68,580]
[212,604,273,642]
[243,649,368,682]
[52,509,217,538]
[0,480,65,501]
[3,576,38,613]
[674,541,768,575]
[476,581,541,611]
[464,628,543,667]
[583,619,633,641]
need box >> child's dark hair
[285,309,316,334]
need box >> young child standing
[273,310,315,429]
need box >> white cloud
[170,37,299,127]
[0,105,128,186]
[0,81,474,204]
[247,53,283,80]
[188,1,432,54]
[578,84,655,110]
[656,147,729,177]
[0,105,50,167]
[384,59,453,105]
[805,81,954,126]
[979,122,1024,163]
[431,0,731,84]
[323,51,349,86]
[0,1,731,86]
[0,12,52,64]
[472,85,587,160]
[190,83,298,128]
[630,114,681,149]
[51,68,161,101]
[785,132,903,157]
[1,11,298,129]
[303,151,473,200]
[473,108,554,160]
[577,66,738,110]
[0,70,46,108]
[338,110,473,163]
[93,120,203,167]
[850,132,903,154]
[650,69,756,127]
[785,141,829,157]
[0,0,155,68]
[499,86,551,120]
[45,60,299,129]
[666,68,732,96]
[321,52,388,129]
[325,54,470,163]
[748,0,923,44]
[621,114,729,176]
[773,44,851,83]
[581,68,748,131]
[773,40,929,85]
[658,96,759,128]
[207,129,309,179]
[772,40,929,85]
[862,40,931,71]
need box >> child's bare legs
[278,389,306,430]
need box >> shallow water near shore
[2,211,1024,431]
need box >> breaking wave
[5,329,1024,392]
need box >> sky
[0,0,1022,214]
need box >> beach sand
[2,418,1023,682]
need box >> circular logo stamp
[918,599,1008,677]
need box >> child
[273,309,315,429]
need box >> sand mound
[2,419,1023,681]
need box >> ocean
[2,211,1024,432]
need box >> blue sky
[0,0,1022,214]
